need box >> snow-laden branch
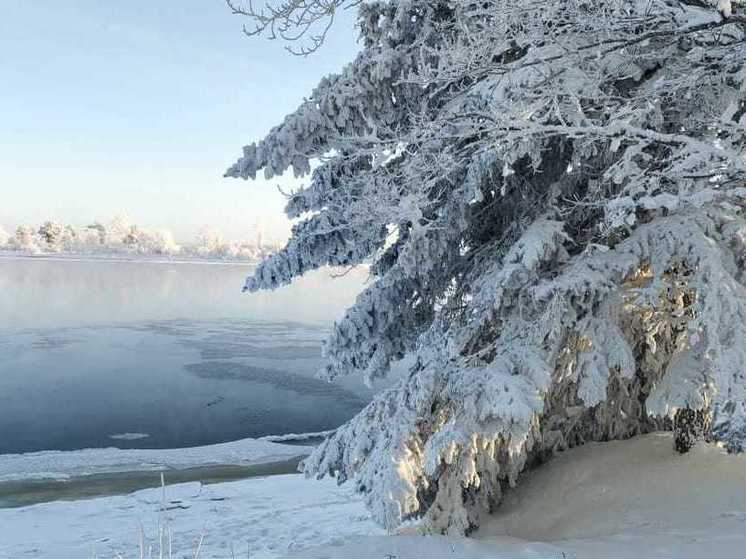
[225,0,362,55]
[226,0,746,534]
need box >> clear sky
[0,1,359,242]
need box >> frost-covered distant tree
[0,226,9,248]
[59,225,79,249]
[144,229,180,255]
[194,226,229,257]
[37,221,64,248]
[13,225,39,252]
[107,215,133,246]
[229,0,745,533]
[122,225,143,247]
[109,224,180,255]
[86,222,107,246]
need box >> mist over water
[0,257,370,454]
[0,257,367,329]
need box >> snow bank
[283,433,746,559]
[0,438,310,482]
[479,432,746,541]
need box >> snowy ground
[0,474,382,559]
[2,433,745,559]
[0,438,377,558]
[480,432,746,541]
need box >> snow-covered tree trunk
[226,0,746,534]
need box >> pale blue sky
[0,1,358,241]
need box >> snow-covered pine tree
[226,0,746,534]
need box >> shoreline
[0,251,259,266]
[0,455,307,509]
[0,433,325,509]
[0,439,313,483]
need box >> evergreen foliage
[227,0,746,533]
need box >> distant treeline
[0,217,282,261]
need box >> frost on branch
[227,0,746,534]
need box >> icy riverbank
[0,438,311,483]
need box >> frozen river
[0,256,370,454]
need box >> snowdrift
[290,433,746,559]
[479,432,746,541]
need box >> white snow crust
[0,474,380,559]
[0,438,310,483]
[479,432,746,542]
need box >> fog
[0,257,367,329]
